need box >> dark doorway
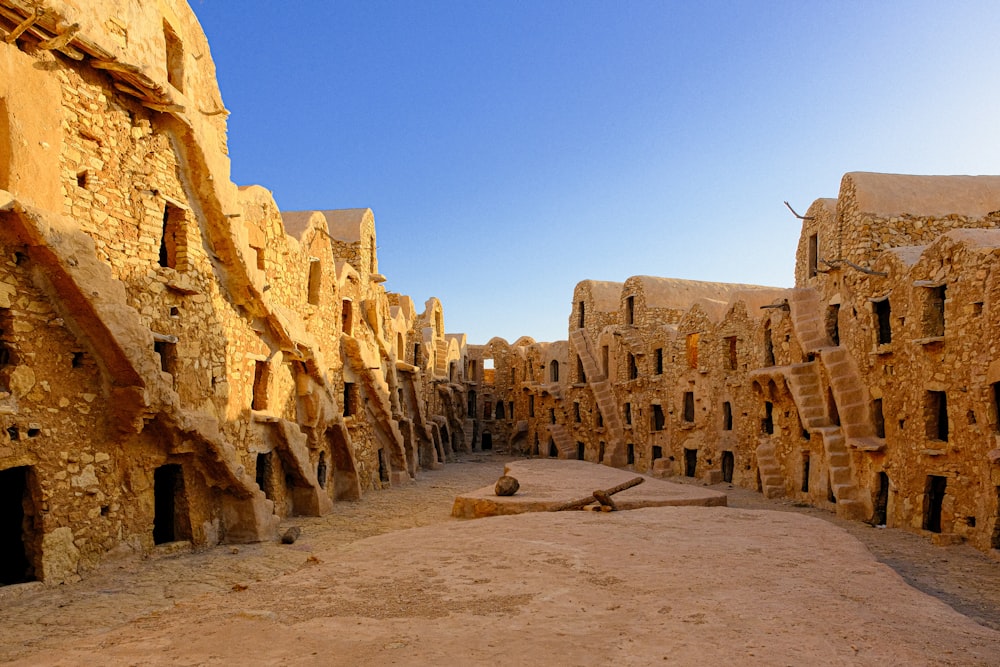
[801,452,810,493]
[256,452,273,499]
[721,451,734,483]
[482,432,493,450]
[684,448,697,477]
[316,451,328,489]
[598,441,606,463]
[377,449,390,484]
[923,475,947,533]
[627,443,635,465]
[992,487,1000,550]
[153,464,190,545]
[651,445,662,462]
[0,466,35,585]
[577,442,585,461]
[873,472,889,526]
[548,439,557,458]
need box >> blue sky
[190,1,1000,344]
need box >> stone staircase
[815,426,868,520]
[786,289,875,521]
[789,288,830,354]
[548,422,577,458]
[755,439,785,498]
[818,347,877,443]
[569,328,625,466]
[783,362,827,429]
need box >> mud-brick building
[0,0,462,586]
[471,173,1000,554]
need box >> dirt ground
[1,453,999,665]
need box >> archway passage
[0,466,35,585]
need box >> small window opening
[762,401,774,435]
[495,401,505,420]
[993,382,1000,433]
[627,353,638,380]
[574,402,581,423]
[654,348,663,375]
[601,346,609,378]
[627,443,635,465]
[26,428,39,438]
[549,360,559,383]
[874,298,892,345]
[482,400,493,420]
[873,398,885,438]
[159,204,184,269]
[6,426,18,441]
[549,408,555,424]
[254,246,265,271]
[169,306,180,318]
[528,395,535,418]
[596,410,603,428]
[413,342,421,365]
[686,333,699,369]
[826,304,840,346]
[467,390,476,418]
[251,360,269,411]
[577,356,586,383]
[341,300,353,335]
[578,301,585,329]
[163,20,184,92]
[763,323,775,367]
[722,401,733,431]
[76,170,88,189]
[683,392,695,422]
[307,258,322,306]
[154,340,177,375]
[807,233,818,278]
[624,402,632,425]
[343,382,356,417]
[625,295,635,325]
[923,285,946,337]
[651,404,665,431]
[725,336,738,370]
[925,391,948,441]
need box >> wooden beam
[3,6,41,44]
[37,22,79,50]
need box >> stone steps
[756,440,785,498]
[570,328,625,466]
[789,288,830,353]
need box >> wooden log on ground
[551,476,644,512]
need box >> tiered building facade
[469,173,1000,554]
[0,0,476,585]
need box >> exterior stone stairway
[434,338,449,377]
[786,291,876,521]
[569,328,625,466]
[755,439,786,498]
[789,288,830,353]
[548,422,577,458]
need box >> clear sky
[190,1,1000,345]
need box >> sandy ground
[1,453,999,666]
